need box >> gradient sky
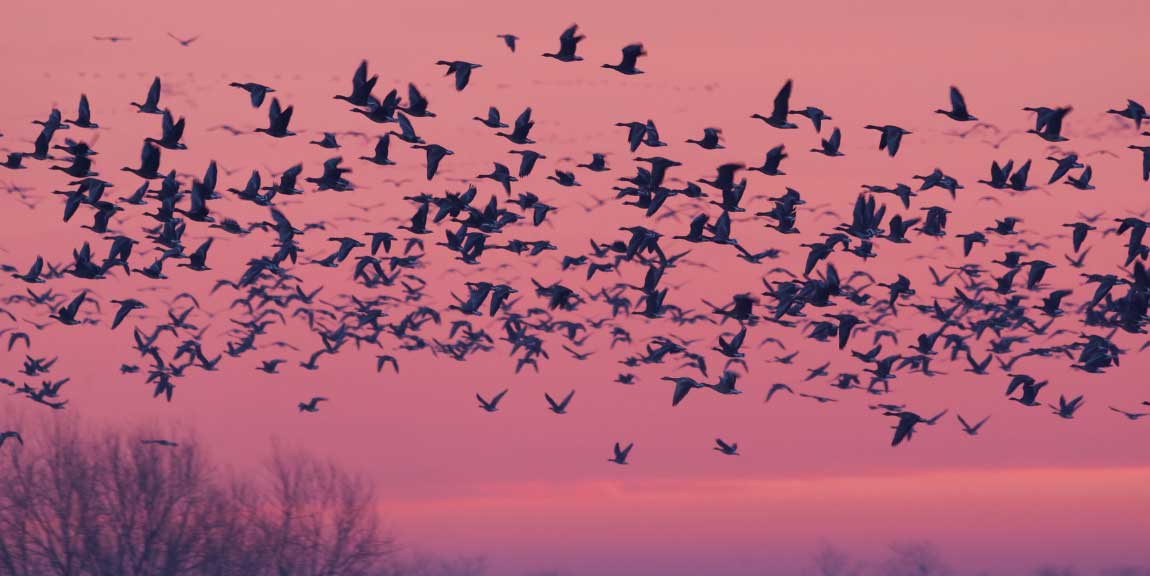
[2,1,1150,574]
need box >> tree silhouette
[0,417,437,576]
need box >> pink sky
[2,0,1150,574]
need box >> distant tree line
[0,416,484,576]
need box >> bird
[608,442,633,464]
[0,431,23,448]
[713,438,738,455]
[811,128,843,157]
[936,86,977,121]
[956,414,990,436]
[359,135,395,166]
[335,60,378,107]
[229,82,275,108]
[751,80,797,129]
[543,24,585,62]
[477,389,508,412]
[1,153,25,170]
[412,144,453,180]
[545,390,575,414]
[166,32,201,47]
[255,99,295,138]
[1107,99,1148,129]
[50,292,88,325]
[1025,106,1071,142]
[1049,394,1085,419]
[141,439,179,447]
[887,410,946,446]
[131,77,164,114]
[65,94,99,128]
[603,43,646,75]
[686,128,724,149]
[750,145,788,175]
[435,60,482,91]
[791,107,832,132]
[864,124,911,157]
[297,397,328,413]
[376,355,399,373]
[110,299,146,329]
[474,106,508,128]
[1109,406,1149,421]
[496,34,518,52]
[496,108,535,144]
[663,376,705,406]
[759,383,793,404]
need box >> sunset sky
[2,0,1150,574]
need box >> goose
[474,106,507,128]
[576,153,608,172]
[310,132,340,149]
[713,438,738,455]
[398,83,436,118]
[359,135,395,166]
[543,24,584,62]
[686,127,723,149]
[935,86,977,121]
[1049,394,1085,419]
[603,43,646,75]
[145,110,187,150]
[477,389,508,412]
[511,149,547,177]
[435,60,482,91]
[545,390,575,414]
[1025,106,1071,142]
[229,81,275,107]
[1109,406,1149,421]
[496,108,535,144]
[956,414,990,436]
[706,371,742,395]
[1107,99,1147,129]
[750,145,788,175]
[608,442,633,464]
[110,299,146,329]
[751,79,797,129]
[254,98,294,138]
[333,60,377,107]
[663,375,704,406]
[496,34,518,52]
[864,124,911,157]
[64,94,99,128]
[411,144,453,180]
[49,292,87,326]
[376,355,399,373]
[297,397,328,412]
[811,128,843,156]
[131,77,164,114]
[0,431,24,448]
[764,383,794,403]
[121,142,163,179]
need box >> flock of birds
[2,24,1150,463]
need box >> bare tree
[877,541,952,576]
[1102,568,1150,576]
[256,444,395,576]
[0,416,406,576]
[1034,566,1079,576]
[809,542,861,576]
[386,553,488,576]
